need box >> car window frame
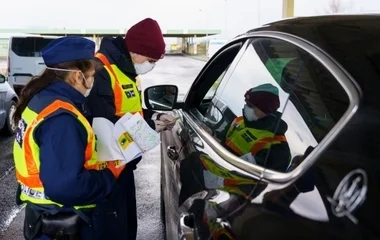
[182,31,361,184]
[184,39,247,108]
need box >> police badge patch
[125,90,136,98]
[241,132,252,143]
[16,119,28,147]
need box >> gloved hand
[154,120,167,133]
[159,114,176,130]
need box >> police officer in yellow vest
[224,84,291,172]
[12,37,124,240]
[86,18,176,240]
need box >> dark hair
[13,59,98,124]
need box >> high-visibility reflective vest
[200,153,257,200]
[13,96,123,208]
[95,53,143,117]
[225,116,286,157]
[136,76,142,103]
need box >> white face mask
[79,72,94,97]
[243,104,259,121]
[83,75,94,97]
[46,67,94,97]
[134,61,155,75]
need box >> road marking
[0,205,24,232]
[0,166,15,182]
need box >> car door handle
[167,145,179,161]
[179,213,194,240]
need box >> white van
[8,35,59,94]
[206,39,228,59]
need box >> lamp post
[282,0,295,18]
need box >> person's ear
[67,71,81,85]
[130,52,136,63]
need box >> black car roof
[245,14,380,105]
[256,14,380,28]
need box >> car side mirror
[0,74,6,83]
[144,84,178,111]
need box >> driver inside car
[223,84,291,172]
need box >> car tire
[1,100,17,136]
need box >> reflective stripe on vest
[95,53,143,117]
[225,116,286,156]
[136,76,142,104]
[199,154,256,200]
[13,99,121,209]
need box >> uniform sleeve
[255,143,291,172]
[142,108,155,120]
[35,113,117,206]
[86,67,119,124]
[143,109,156,130]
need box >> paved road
[0,56,206,240]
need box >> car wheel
[1,100,17,136]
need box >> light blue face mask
[243,104,259,121]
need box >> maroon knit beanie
[244,83,280,114]
[125,18,166,60]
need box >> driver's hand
[159,114,176,130]
[154,120,167,133]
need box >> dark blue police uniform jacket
[26,80,131,240]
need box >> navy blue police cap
[41,36,95,66]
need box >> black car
[144,15,380,240]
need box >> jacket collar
[98,36,137,79]
[243,111,288,135]
[45,80,86,107]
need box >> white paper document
[92,113,160,164]
[92,118,124,161]
[122,113,160,152]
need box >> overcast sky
[1,0,380,37]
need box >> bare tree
[323,0,353,14]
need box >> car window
[204,69,228,100]
[11,37,55,57]
[200,37,350,173]
[195,42,244,116]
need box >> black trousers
[91,166,138,240]
[122,168,138,240]
[21,166,139,240]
